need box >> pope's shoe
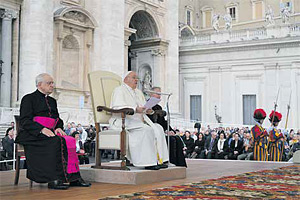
[145,165,160,170]
[158,163,168,169]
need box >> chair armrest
[97,106,134,115]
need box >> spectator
[238,133,253,160]
[183,130,195,158]
[10,122,15,130]
[215,132,226,159]
[77,126,87,145]
[85,127,96,156]
[1,127,15,164]
[287,133,300,161]
[282,136,290,161]
[72,131,89,165]
[190,131,198,141]
[194,121,201,134]
[288,129,296,146]
[190,133,205,158]
[71,122,76,128]
[228,133,243,160]
[64,123,72,135]
[70,127,77,135]
[200,131,218,159]
[204,129,210,140]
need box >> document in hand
[144,97,161,109]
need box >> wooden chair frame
[93,107,133,170]
[14,115,33,187]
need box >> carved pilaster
[56,21,64,41]
[0,9,17,20]
[124,27,137,70]
[86,29,93,47]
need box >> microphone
[144,90,172,96]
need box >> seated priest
[109,71,169,170]
[15,73,91,190]
[146,86,187,167]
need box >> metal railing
[0,107,19,124]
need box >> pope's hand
[145,109,154,115]
[136,106,146,113]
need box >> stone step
[80,162,186,185]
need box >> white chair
[88,70,133,170]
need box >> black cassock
[15,90,80,183]
[147,104,187,167]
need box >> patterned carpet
[100,165,300,200]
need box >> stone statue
[265,5,275,26]
[281,4,291,24]
[212,14,220,32]
[142,71,152,92]
[223,14,232,30]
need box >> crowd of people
[63,122,96,164]
[176,124,300,162]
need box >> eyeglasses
[129,76,139,80]
[44,81,55,85]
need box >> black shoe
[48,180,69,190]
[69,179,91,187]
[125,158,134,166]
[145,165,160,170]
[158,164,168,169]
[103,154,108,159]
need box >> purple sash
[33,116,80,173]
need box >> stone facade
[0,0,179,125]
[0,0,21,107]
[179,0,300,128]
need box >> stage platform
[80,162,186,185]
[0,159,294,200]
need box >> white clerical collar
[123,83,136,92]
[37,89,49,97]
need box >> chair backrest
[14,115,24,152]
[88,71,122,124]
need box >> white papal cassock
[109,83,169,167]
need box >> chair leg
[29,180,33,188]
[14,156,20,185]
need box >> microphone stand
[166,93,172,165]
[146,89,172,165]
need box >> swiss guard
[267,110,284,161]
[251,109,268,161]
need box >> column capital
[129,51,138,58]
[0,9,18,20]
[151,48,165,56]
[124,40,131,47]
[124,27,136,40]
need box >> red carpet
[100,165,300,200]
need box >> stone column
[0,9,17,107]
[124,27,136,72]
[151,48,166,89]
[18,0,54,98]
